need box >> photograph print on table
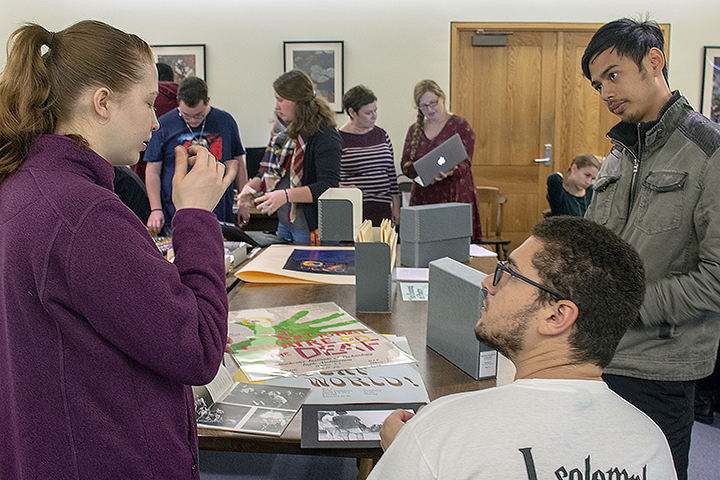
[301,402,425,449]
[193,373,310,436]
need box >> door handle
[533,144,552,167]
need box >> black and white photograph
[197,403,251,430]
[223,384,309,411]
[192,386,214,419]
[240,407,296,435]
[317,409,388,442]
[193,381,309,436]
[301,403,425,449]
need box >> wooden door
[450,23,669,251]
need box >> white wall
[2,0,719,161]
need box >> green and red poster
[228,302,414,381]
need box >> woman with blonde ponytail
[0,20,236,479]
[400,80,482,241]
[238,70,341,244]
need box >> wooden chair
[475,186,512,260]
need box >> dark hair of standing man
[581,18,668,82]
[176,76,208,107]
[156,62,174,82]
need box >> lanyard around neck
[184,114,207,140]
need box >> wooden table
[202,255,498,462]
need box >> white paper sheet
[395,267,429,282]
[470,244,498,258]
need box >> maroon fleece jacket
[0,135,228,479]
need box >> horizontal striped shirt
[339,126,399,205]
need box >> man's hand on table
[380,408,417,451]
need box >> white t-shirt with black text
[368,378,677,480]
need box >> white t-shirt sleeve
[367,422,436,480]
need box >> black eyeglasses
[493,261,563,299]
[418,100,439,111]
[178,109,207,121]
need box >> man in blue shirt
[145,76,248,234]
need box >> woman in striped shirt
[339,85,400,226]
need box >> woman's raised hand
[172,145,238,212]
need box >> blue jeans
[277,224,311,245]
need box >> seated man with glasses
[368,216,677,480]
[145,76,248,235]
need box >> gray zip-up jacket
[586,92,720,381]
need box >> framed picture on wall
[283,41,344,112]
[701,46,720,123]
[152,44,206,83]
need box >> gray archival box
[427,257,497,380]
[400,203,472,268]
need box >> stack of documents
[355,219,398,268]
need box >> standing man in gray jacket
[582,18,720,480]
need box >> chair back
[476,186,507,237]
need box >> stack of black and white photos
[193,362,310,436]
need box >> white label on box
[400,282,429,301]
[479,350,498,378]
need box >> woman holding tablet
[400,80,482,241]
